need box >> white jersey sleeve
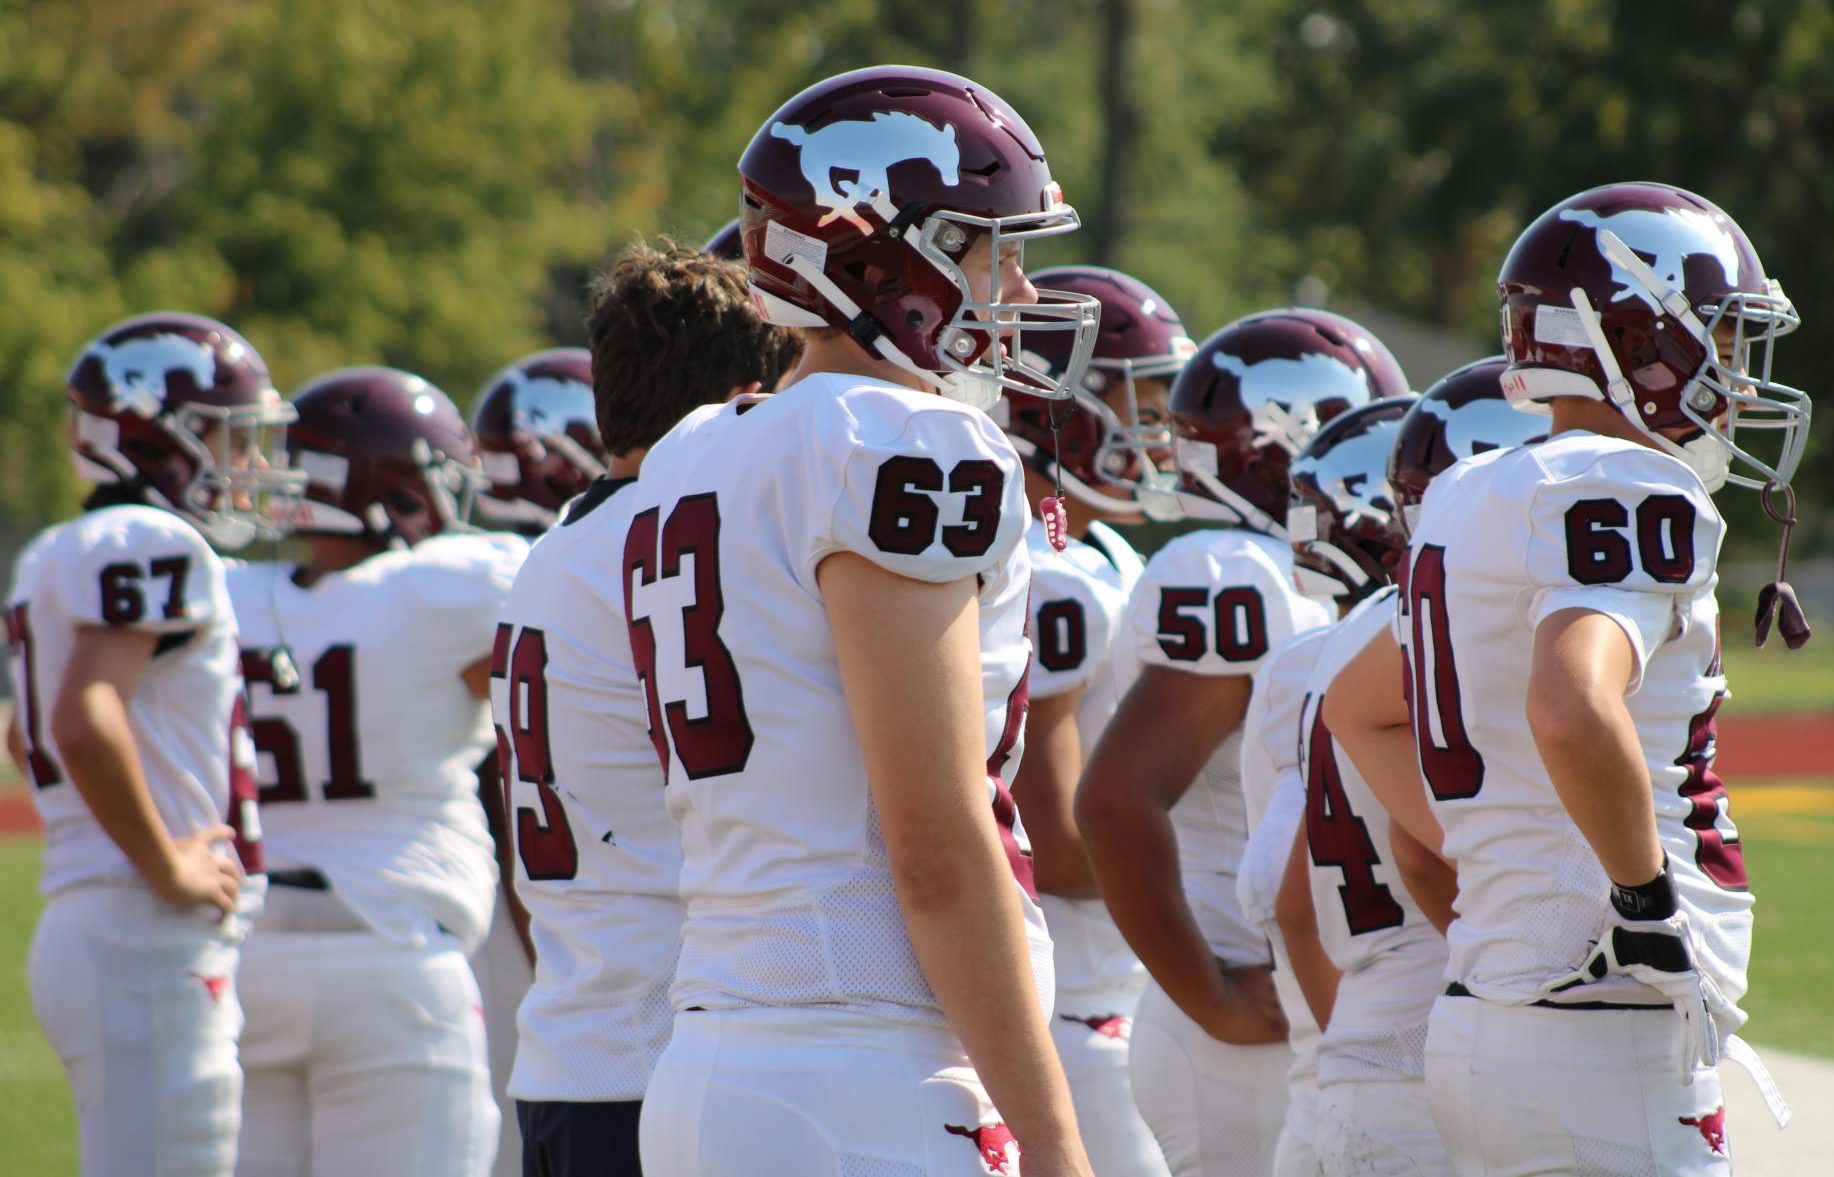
[1129,529,1331,678]
[64,506,225,634]
[809,390,1028,587]
[1520,446,1722,689]
[1027,530,1119,701]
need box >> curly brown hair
[586,239,803,457]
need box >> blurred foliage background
[1,0,1828,562]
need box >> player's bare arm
[1079,664,1285,1044]
[1528,607,1663,887]
[824,550,1092,1175]
[51,623,240,915]
[1388,820,1456,934]
[6,707,26,778]
[1323,627,1445,855]
[1277,820,1340,1028]
[1009,684,1099,900]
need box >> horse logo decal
[505,368,594,436]
[1559,206,1742,314]
[771,112,960,233]
[1417,395,1548,460]
[1212,350,1372,455]
[87,333,218,417]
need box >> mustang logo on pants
[1679,1106,1728,1156]
[946,1122,1020,1174]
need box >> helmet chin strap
[1179,467,1287,539]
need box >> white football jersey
[1027,517,1146,1014]
[1238,627,1332,1102]
[226,531,526,953]
[1127,528,1332,965]
[7,504,262,899]
[1401,434,1749,1014]
[628,375,1049,1026]
[489,477,682,1103]
[1299,586,1447,1083]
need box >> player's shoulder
[1026,524,1109,599]
[1082,519,1145,583]
[1253,620,1333,701]
[1142,526,1293,589]
[1314,584,1398,686]
[1524,433,1718,520]
[223,558,287,598]
[61,503,217,564]
[388,530,529,609]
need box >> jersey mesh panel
[1322,1016,1430,1082]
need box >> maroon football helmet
[998,265,1195,521]
[702,218,745,260]
[1169,308,1410,535]
[470,349,606,534]
[283,367,483,548]
[1389,356,1550,535]
[1497,182,1807,492]
[67,311,301,548]
[1287,395,1417,602]
[739,66,1099,409]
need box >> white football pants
[1425,994,1731,1176]
[30,882,246,1177]
[641,1007,1014,1176]
[234,927,498,1177]
[1315,1079,1451,1176]
[1129,979,1293,1177]
[469,892,532,1177]
[1050,1006,1171,1176]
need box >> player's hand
[1539,855,1737,1083]
[1192,958,1289,1045]
[147,826,242,917]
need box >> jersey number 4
[624,494,755,782]
[1303,699,1405,934]
[240,644,375,804]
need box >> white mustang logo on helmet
[1291,426,1395,526]
[87,333,217,418]
[1211,350,1371,456]
[1417,395,1549,460]
[771,112,961,234]
[1559,206,1742,313]
[506,370,594,435]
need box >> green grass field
[1719,642,1834,715]
[0,840,76,1176]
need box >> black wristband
[1610,854,1677,921]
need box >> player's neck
[296,535,385,586]
[608,447,645,480]
[788,334,930,394]
[1548,398,1663,451]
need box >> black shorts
[517,1098,643,1177]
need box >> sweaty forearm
[894,826,1083,1156]
[54,686,178,886]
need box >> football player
[495,241,801,1175]
[1329,183,1807,1174]
[996,264,1194,1176]
[467,347,606,1177]
[632,66,1102,1177]
[1077,308,1408,1177]
[1236,621,1334,1177]
[8,312,282,1177]
[227,368,525,1177]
